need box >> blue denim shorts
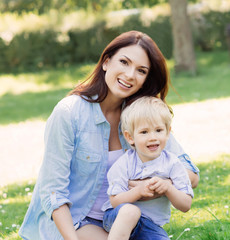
[74,216,103,230]
[103,203,169,240]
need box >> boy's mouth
[147,144,159,151]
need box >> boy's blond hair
[121,97,172,137]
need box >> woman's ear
[102,58,110,71]
[123,130,135,146]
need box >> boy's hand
[148,177,172,195]
[137,179,155,198]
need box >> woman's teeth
[118,79,132,88]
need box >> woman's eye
[120,59,128,65]
[138,69,147,75]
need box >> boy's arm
[110,180,154,208]
[149,177,192,212]
[165,185,192,212]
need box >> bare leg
[76,224,108,240]
[108,204,141,240]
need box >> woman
[19,31,199,240]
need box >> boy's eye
[156,129,163,132]
[140,130,148,134]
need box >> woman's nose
[125,67,135,80]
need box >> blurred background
[0,0,230,239]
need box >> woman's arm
[52,204,79,240]
[166,134,200,188]
[187,169,199,188]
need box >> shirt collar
[91,95,126,125]
[91,95,107,125]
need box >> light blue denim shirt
[19,95,199,240]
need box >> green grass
[0,51,230,125]
[166,51,230,104]
[0,155,229,239]
[164,154,230,239]
[0,181,34,240]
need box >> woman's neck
[100,94,123,116]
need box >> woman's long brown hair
[69,31,169,104]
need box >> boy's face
[124,119,170,162]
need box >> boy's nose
[149,132,157,140]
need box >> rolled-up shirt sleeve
[107,155,129,196]
[166,134,199,175]
[39,100,75,219]
[170,160,194,198]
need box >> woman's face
[103,45,150,102]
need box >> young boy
[102,97,194,240]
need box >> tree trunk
[169,0,196,74]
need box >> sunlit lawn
[0,155,229,239]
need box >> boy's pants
[103,203,170,240]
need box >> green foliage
[0,11,173,72]
[0,4,229,72]
[0,0,200,14]
[191,10,230,51]
[3,30,69,72]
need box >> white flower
[184,228,190,232]
[169,235,173,238]
[224,205,229,209]
[0,222,2,226]
[25,188,30,192]
[12,224,17,228]
[2,193,7,198]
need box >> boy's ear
[123,130,135,146]
[167,126,171,139]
